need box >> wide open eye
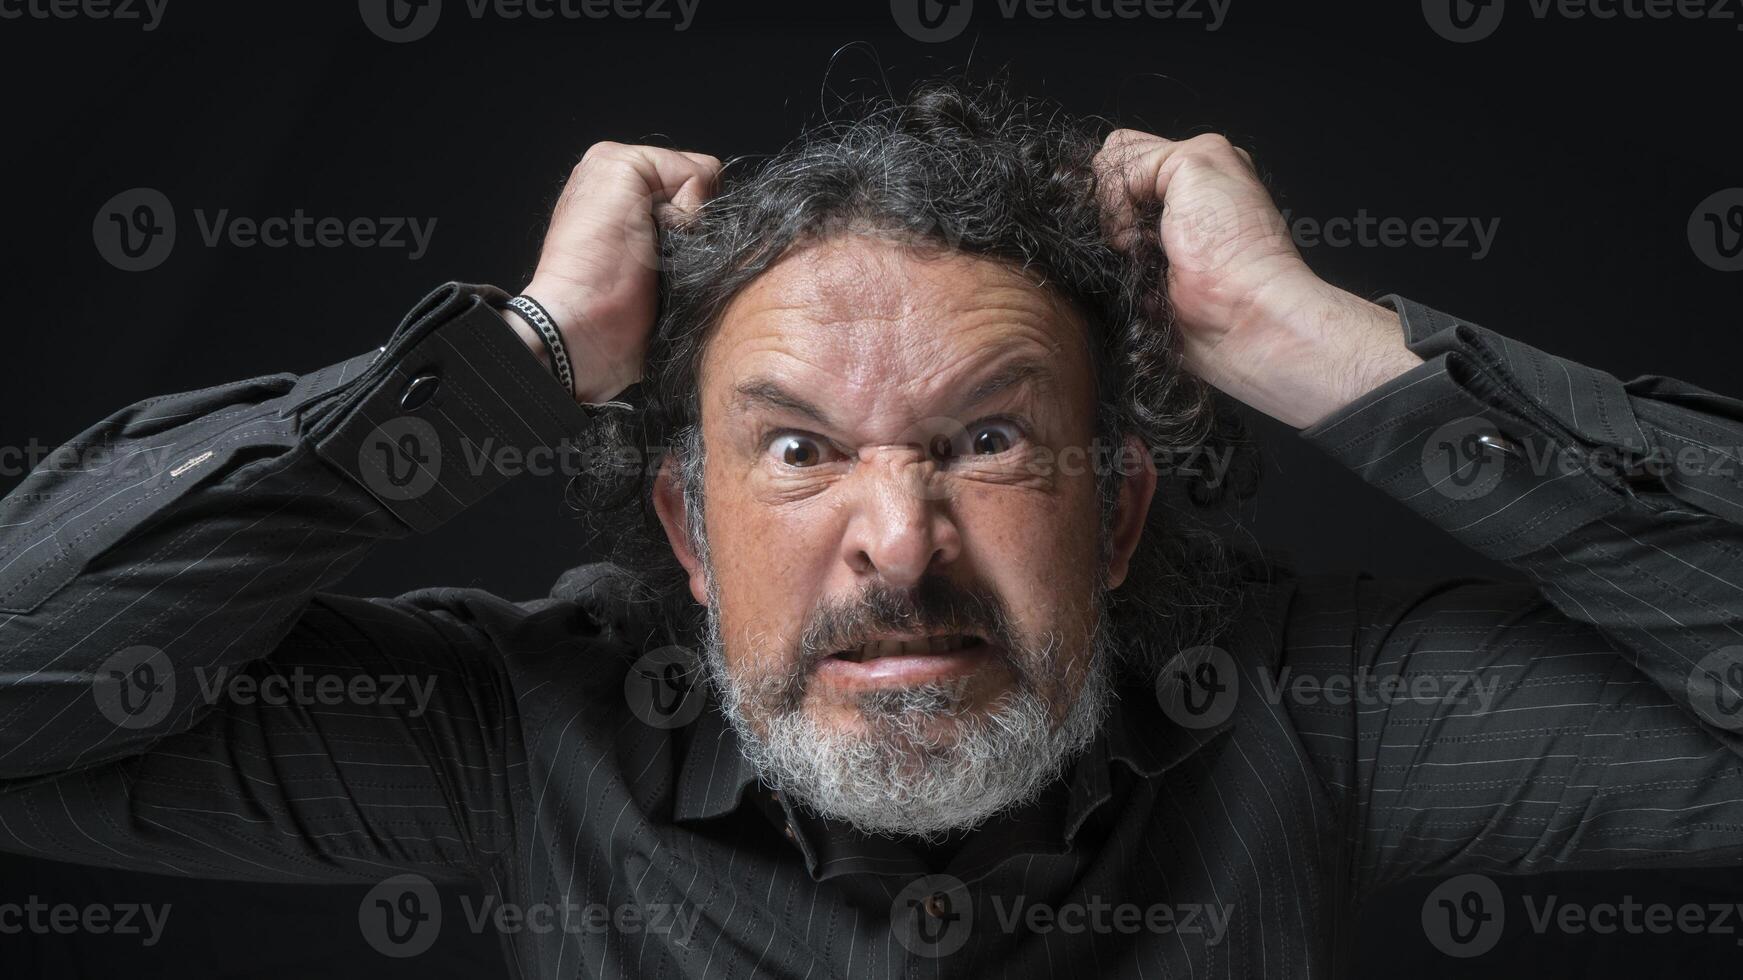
[968,423,1016,456]
[933,419,1024,460]
[769,433,834,468]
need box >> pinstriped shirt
[3,282,1743,977]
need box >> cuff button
[400,372,442,411]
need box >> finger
[629,147,721,217]
[1095,129,1171,211]
[676,150,723,172]
[1095,132,1252,249]
[1094,129,1179,249]
[667,151,724,214]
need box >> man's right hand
[505,142,722,404]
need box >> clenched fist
[1096,130,1422,428]
[505,142,721,404]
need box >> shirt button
[400,372,441,411]
[923,892,952,919]
[1475,431,1519,457]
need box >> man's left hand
[1096,129,1423,428]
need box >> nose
[839,448,962,588]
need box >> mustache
[796,576,1018,663]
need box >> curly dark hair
[568,74,1255,677]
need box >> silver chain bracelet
[505,294,575,396]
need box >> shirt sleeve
[0,282,594,882]
[1291,295,1743,892]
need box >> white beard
[699,576,1116,839]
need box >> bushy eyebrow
[729,378,835,428]
[727,354,1056,431]
[961,358,1051,408]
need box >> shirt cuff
[1300,295,1636,562]
[312,282,590,533]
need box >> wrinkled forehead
[698,236,1095,430]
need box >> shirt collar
[672,697,761,823]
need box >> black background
[2,0,1742,975]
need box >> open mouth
[830,634,988,663]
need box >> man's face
[656,234,1154,834]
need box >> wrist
[520,277,629,405]
[1219,272,1420,428]
[1273,282,1422,427]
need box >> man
[2,78,1741,977]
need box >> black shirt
[3,283,1743,977]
